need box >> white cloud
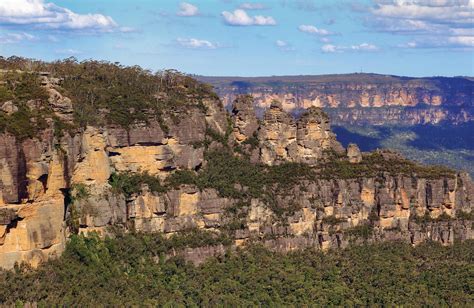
[369,0,473,49]
[321,44,339,53]
[321,43,379,53]
[350,43,379,51]
[177,38,218,49]
[275,40,295,51]
[0,32,36,44]
[399,36,474,48]
[177,2,199,17]
[221,9,276,26]
[448,36,474,47]
[371,0,473,26]
[55,48,82,55]
[298,25,332,35]
[0,0,120,31]
[239,3,267,10]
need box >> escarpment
[0,59,473,269]
[198,74,474,126]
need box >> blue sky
[0,0,472,77]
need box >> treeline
[0,231,472,306]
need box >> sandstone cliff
[198,74,474,125]
[0,63,473,269]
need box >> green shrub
[456,210,473,220]
[322,215,346,225]
[345,223,374,239]
[109,172,164,197]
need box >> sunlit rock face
[0,75,473,269]
[258,102,344,165]
[231,95,259,143]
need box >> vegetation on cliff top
[0,56,217,136]
[0,70,52,140]
[0,232,472,306]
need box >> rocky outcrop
[258,102,343,165]
[0,75,473,269]
[346,143,362,163]
[231,95,259,143]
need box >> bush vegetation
[0,56,218,133]
[0,233,472,306]
[319,152,455,179]
[109,172,165,197]
[0,70,52,140]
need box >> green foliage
[411,212,455,224]
[205,127,228,145]
[0,57,218,135]
[0,234,472,306]
[456,210,473,220]
[344,223,374,240]
[242,131,259,149]
[164,169,197,189]
[0,71,49,103]
[109,172,165,197]
[195,150,266,198]
[319,152,456,180]
[322,215,346,226]
[52,116,73,139]
[0,105,50,140]
[0,71,70,140]
[70,183,90,202]
[66,203,80,235]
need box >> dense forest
[0,232,472,306]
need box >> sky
[0,0,473,77]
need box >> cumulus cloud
[176,38,218,49]
[371,0,473,27]
[0,0,120,32]
[321,43,379,53]
[0,32,36,44]
[298,25,332,36]
[221,9,276,26]
[239,3,267,10]
[369,0,473,49]
[177,2,199,17]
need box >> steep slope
[0,58,473,269]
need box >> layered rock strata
[0,85,473,269]
[198,74,474,125]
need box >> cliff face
[0,71,473,269]
[198,74,474,125]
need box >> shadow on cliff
[331,126,382,151]
[333,123,474,152]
